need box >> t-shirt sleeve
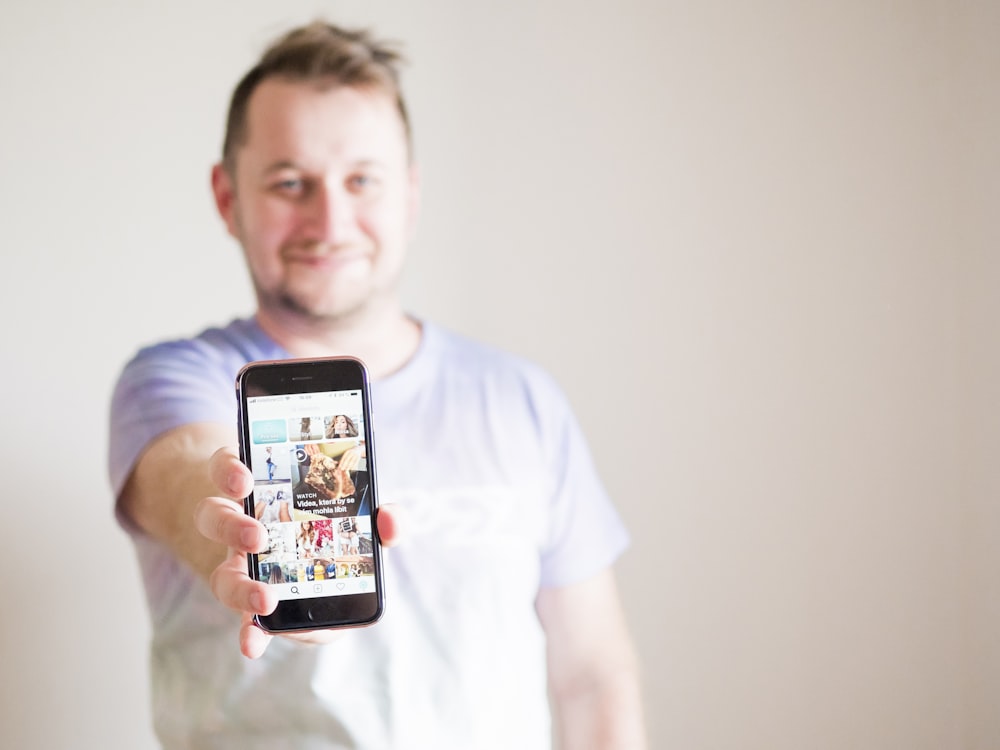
[533,371,631,588]
[107,340,237,501]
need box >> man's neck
[254,302,421,379]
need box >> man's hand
[193,446,402,659]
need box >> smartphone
[236,356,385,632]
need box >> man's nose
[306,182,353,243]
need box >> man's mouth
[283,246,367,268]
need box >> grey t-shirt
[109,318,630,749]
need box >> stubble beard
[266,285,371,327]
[248,250,373,328]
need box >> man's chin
[274,292,368,323]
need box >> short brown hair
[221,21,411,173]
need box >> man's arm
[536,569,647,750]
[120,421,404,658]
[118,421,287,656]
[118,421,237,580]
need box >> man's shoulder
[125,318,275,374]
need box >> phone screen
[237,358,384,631]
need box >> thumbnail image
[323,413,360,439]
[296,518,335,560]
[253,444,290,483]
[253,483,293,524]
[259,523,297,566]
[289,441,367,519]
[291,416,325,442]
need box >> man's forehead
[240,78,406,162]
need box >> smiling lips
[282,245,369,269]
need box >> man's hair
[221,21,410,173]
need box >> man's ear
[211,163,239,239]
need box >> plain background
[1,1,997,748]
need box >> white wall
[956,2,1000,747]
[0,1,995,748]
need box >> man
[109,20,646,749]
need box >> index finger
[208,445,254,500]
[194,494,267,553]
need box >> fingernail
[250,590,264,612]
[241,527,259,550]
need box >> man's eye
[273,179,305,194]
[347,174,376,191]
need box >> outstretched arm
[118,422,402,658]
[118,421,236,580]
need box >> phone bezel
[236,356,385,633]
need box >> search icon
[290,586,300,594]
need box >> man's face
[214,79,418,324]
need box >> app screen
[245,389,376,601]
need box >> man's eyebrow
[259,158,388,177]
[261,160,301,175]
